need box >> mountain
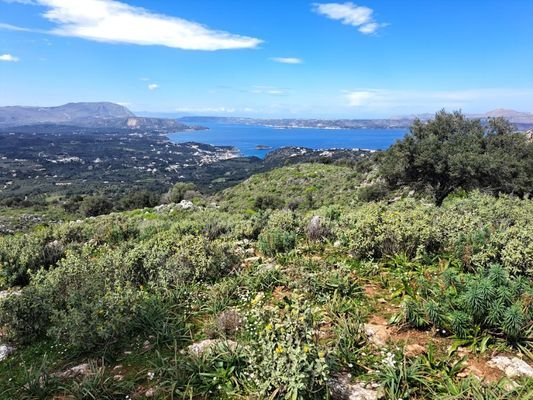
[0,102,195,131]
[0,102,133,127]
[396,109,533,125]
[482,109,533,123]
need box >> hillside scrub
[0,114,532,398]
[0,184,531,398]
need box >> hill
[0,102,133,127]
[0,164,531,398]
[0,102,193,131]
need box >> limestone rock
[405,344,426,358]
[187,339,238,357]
[55,363,91,378]
[488,356,533,378]
[0,344,15,361]
[364,323,390,347]
[329,374,383,400]
[178,200,194,210]
[0,289,21,300]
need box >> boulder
[488,356,533,378]
[178,200,194,210]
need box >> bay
[169,122,407,158]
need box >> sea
[168,122,408,158]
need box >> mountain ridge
[0,102,195,131]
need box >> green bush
[0,286,52,343]
[243,293,329,399]
[80,195,114,217]
[336,193,532,275]
[257,210,299,256]
[0,227,64,287]
[399,264,532,343]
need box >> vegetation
[0,112,531,399]
[381,111,533,205]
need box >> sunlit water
[169,122,407,158]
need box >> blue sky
[0,0,532,118]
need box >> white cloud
[4,0,262,51]
[147,83,159,91]
[313,2,386,35]
[2,0,38,4]
[0,22,35,32]
[345,88,533,110]
[357,22,380,34]
[175,106,237,114]
[271,57,303,64]
[346,90,378,106]
[250,86,288,96]
[0,53,19,62]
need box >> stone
[0,289,21,300]
[145,388,156,398]
[178,200,194,210]
[0,344,15,361]
[405,344,426,358]
[488,356,533,378]
[364,324,390,347]
[55,363,91,378]
[307,216,327,241]
[329,373,383,400]
[143,340,153,350]
[187,339,238,357]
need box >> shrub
[80,195,113,217]
[162,182,197,204]
[132,235,240,287]
[0,227,64,287]
[243,293,329,399]
[258,228,297,256]
[0,286,52,343]
[399,264,532,343]
[253,195,284,211]
[257,210,299,256]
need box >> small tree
[162,182,197,204]
[380,110,532,205]
[119,190,158,210]
[80,196,113,217]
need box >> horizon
[1,0,532,118]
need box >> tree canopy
[380,110,533,205]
